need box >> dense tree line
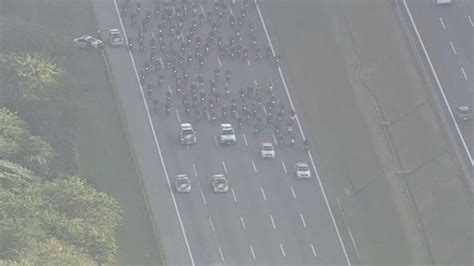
[0,51,122,264]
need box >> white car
[218,123,237,145]
[435,0,451,5]
[109,29,124,47]
[178,123,197,145]
[259,142,275,159]
[456,106,472,121]
[175,174,191,193]
[295,162,311,179]
[73,35,104,49]
[211,174,229,193]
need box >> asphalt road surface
[92,0,348,265]
[405,0,473,168]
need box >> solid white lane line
[279,243,286,257]
[175,110,181,123]
[217,55,223,67]
[439,17,446,29]
[209,216,215,231]
[260,187,267,201]
[290,186,296,199]
[201,191,207,205]
[231,188,238,203]
[213,136,219,147]
[337,197,361,260]
[159,57,164,70]
[310,243,318,258]
[300,213,307,228]
[449,41,457,55]
[113,2,195,265]
[468,15,474,27]
[242,133,248,146]
[461,67,468,80]
[251,160,258,173]
[281,160,287,174]
[218,247,225,262]
[222,161,228,174]
[192,163,198,177]
[240,216,247,230]
[270,215,277,229]
[250,245,256,260]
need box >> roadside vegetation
[1,0,162,265]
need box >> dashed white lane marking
[200,5,205,17]
[229,5,234,17]
[253,79,258,86]
[251,160,258,173]
[272,133,278,144]
[279,243,286,257]
[439,17,446,29]
[240,216,247,230]
[250,245,256,260]
[281,160,287,174]
[270,215,277,229]
[461,67,468,80]
[242,133,248,146]
[231,188,238,203]
[310,243,318,258]
[468,15,474,27]
[214,136,219,147]
[217,54,223,67]
[168,85,172,94]
[247,58,251,66]
[300,213,307,228]
[290,186,296,199]
[175,110,181,123]
[159,57,164,69]
[262,106,268,116]
[218,247,225,262]
[222,161,228,174]
[260,187,267,201]
[201,191,207,205]
[449,41,457,55]
[192,163,198,177]
[172,6,176,15]
[209,216,215,231]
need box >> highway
[92,0,349,265]
[404,0,473,170]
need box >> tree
[1,53,64,102]
[0,160,40,194]
[0,176,122,265]
[0,107,55,176]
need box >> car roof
[212,174,226,178]
[296,162,309,167]
[180,123,193,128]
[109,29,120,33]
[176,174,189,178]
[220,123,232,128]
[261,142,273,146]
[458,106,470,111]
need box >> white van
[436,0,452,5]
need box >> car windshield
[182,129,193,135]
[298,165,309,171]
[221,128,233,135]
[176,178,189,185]
[262,145,273,151]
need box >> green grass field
[0,0,163,264]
